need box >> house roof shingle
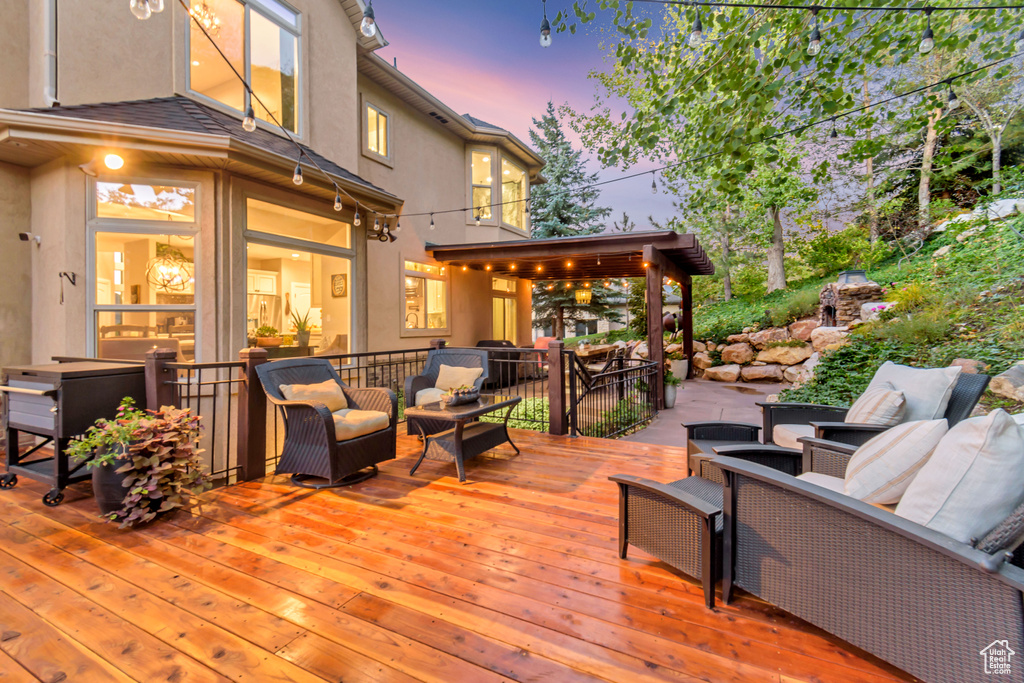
[23,96,390,196]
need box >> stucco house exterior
[0,0,542,373]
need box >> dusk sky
[373,1,677,228]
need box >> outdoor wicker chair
[714,454,1024,683]
[404,348,490,438]
[256,358,397,488]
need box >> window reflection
[404,261,447,330]
[502,158,526,229]
[96,183,196,222]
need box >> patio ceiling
[426,230,715,281]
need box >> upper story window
[364,103,390,160]
[189,0,300,133]
[403,260,448,333]
[468,149,529,231]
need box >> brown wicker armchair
[404,349,489,438]
[257,358,397,489]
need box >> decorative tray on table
[443,386,480,406]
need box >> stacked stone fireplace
[819,270,883,327]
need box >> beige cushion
[415,387,446,406]
[845,382,906,426]
[281,379,347,412]
[773,424,814,450]
[434,364,483,392]
[1012,413,1024,426]
[331,409,390,441]
[867,362,961,422]
[844,419,948,504]
[797,472,845,493]
[896,410,1024,544]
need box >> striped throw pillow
[845,382,906,426]
[843,419,948,504]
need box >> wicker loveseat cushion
[844,382,906,426]
[414,387,446,406]
[773,424,814,450]
[867,362,961,422]
[281,379,348,412]
[844,419,948,505]
[331,409,390,441]
[897,410,1024,544]
[435,364,483,392]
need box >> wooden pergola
[427,231,714,408]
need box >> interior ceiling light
[188,1,221,34]
[146,248,191,292]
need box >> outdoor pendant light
[429,214,436,230]
[129,0,151,20]
[688,9,703,49]
[360,1,377,38]
[575,288,593,305]
[383,222,391,236]
[947,83,960,112]
[242,105,256,132]
[807,7,822,56]
[334,191,343,212]
[919,8,935,55]
[354,209,362,226]
[540,0,552,47]
[292,162,303,185]
[373,217,381,232]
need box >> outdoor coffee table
[406,394,522,482]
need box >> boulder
[804,352,821,376]
[692,352,713,370]
[764,394,780,403]
[704,364,741,382]
[811,326,849,352]
[741,364,785,382]
[632,341,648,359]
[705,342,717,352]
[990,361,1024,401]
[751,361,767,366]
[665,343,681,355]
[784,363,810,384]
[956,225,986,243]
[692,340,707,353]
[986,198,1022,220]
[756,343,814,366]
[726,333,749,344]
[721,342,756,365]
[933,245,953,258]
[861,301,894,321]
[788,319,819,341]
[748,328,791,349]
[950,358,988,375]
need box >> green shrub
[480,397,549,432]
[580,399,652,438]
[732,264,768,300]
[799,225,892,277]
[765,339,808,349]
[859,312,953,346]
[767,288,820,327]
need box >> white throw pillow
[1012,413,1024,426]
[434,364,483,392]
[896,410,1024,544]
[280,379,347,412]
[867,362,961,422]
[414,387,446,406]
[844,419,948,504]
[845,382,906,426]
[797,472,845,493]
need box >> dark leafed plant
[66,397,211,528]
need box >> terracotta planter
[256,336,282,348]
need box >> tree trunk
[555,306,564,339]
[720,231,733,301]
[992,130,1002,195]
[918,107,942,235]
[765,206,786,293]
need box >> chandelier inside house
[146,248,192,293]
[189,2,222,35]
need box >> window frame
[500,156,528,231]
[491,277,518,344]
[400,257,450,338]
[361,97,393,167]
[465,147,530,233]
[184,0,304,137]
[86,175,202,359]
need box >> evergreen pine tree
[528,102,619,337]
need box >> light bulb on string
[382,222,390,236]
[829,117,838,140]
[919,8,935,55]
[524,199,530,215]
[353,209,362,227]
[147,0,165,13]
[688,8,703,49]
[947,83,960,112]
[429,214,436,231]
[292,161,303,186]
[373,216,381,233]
[540,0,552,47]
[807,7,821,56]
[651,172,658,195]
[334,191,343,212]
[475,210,481,227]
[242,105,256,132]
[395,220,401,234]
[360,1,376,38]
[129,0,151,20]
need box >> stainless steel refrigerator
[247,294,281,333]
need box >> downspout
[43,0,59,107]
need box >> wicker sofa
[714,447,1024,683]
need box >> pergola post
[681,273,694,379]
[645,258,665,410]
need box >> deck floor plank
[0,431,912,683]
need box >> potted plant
[666,350,689,381]
[664,369,682,409]
[291,310,312,346]
[65,397,211,528]
[255,325,281,347]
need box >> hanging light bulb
[947,83,960,112]
[334,191,343,212]
[429,213,435,230]
[395,220,402,234]
[130,0,152,20]
[524,199,530,216]
[353,209,362,227]
[373,216,381,232]
[147,0,165,13]
[292,162,303,185]
[829,117,838,139]
[242,105,256,132]
[540,0,552,47]
[475,210,481,227]
[651,172,658,194]
[688,8,703,49]
[807,7,822,56]
[919,8,935,55]
[383,222,391,236]
[360,1,377,38]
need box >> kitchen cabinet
[247,270,278,295]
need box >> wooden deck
[0,432,914,683]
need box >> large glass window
[492,277,517,343]
[96,182,196,222]
[470,151,493,221]
[246,199,350,248]
[502,158,527,229]
[366,104,389,158]
[189,0,300,133]
[404,261,448,331]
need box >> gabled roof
[22,96,387,195]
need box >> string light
[292,161,303,185]
[354,209,362,227]
[567,260,573,267]
[429,213,435,230]
[540,0,552,47]
[807,7,822,56]
[485,264,492,271]
[536,265,543,272]
[130,0,152,20]
[334,191,343,212]
[947,82,960,112]
[475,211,481,226]
[462,265,468,272]
[510,263,517,270]
[360,0,377,38]
[651,171,658,194]
[688,7,703,48]
[395,220,401,233]
[919,7,935,55]
[373,216,381,232]
[829,117,838,139]
[382,222,390,235]
[242,105,256,132]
